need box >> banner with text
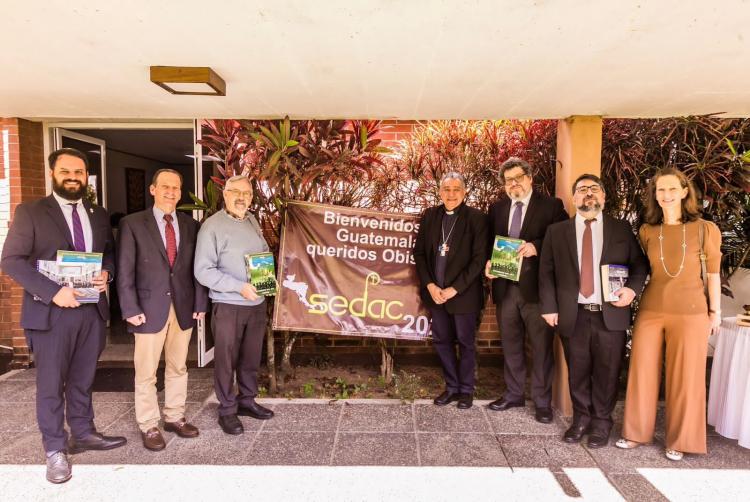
[272,201,430,340]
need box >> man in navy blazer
[117,169,208,451]
[1,148,126,483]
[485,157,568,423]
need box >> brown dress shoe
[164,418,200,438]
[141,427,166,451]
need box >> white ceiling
[1,1,749,120]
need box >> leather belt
[579,303,602,312]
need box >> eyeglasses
[503,173,528,186]
[225,189,252,198]
[575,185,602,195]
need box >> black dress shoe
[587,430,610,449]
[563,423,588,443]
[433,391,459,406]
[457,393,473,409]
[218,414,244,435]
[68,432,127,454]
[487,397,525,411]
[237,400,274,420]
[535,407,554,424]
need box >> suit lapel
[42,195,74,249]
[82,200,102,252]
[145,210,169,264]
[565,218,579,275]
[497,198,510,236]
[519,192,538,238]
[446,204,466,260]
[600,214,612,265]
[175,212,190,265]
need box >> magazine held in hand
[244,252,278,296]
[489,235,524,281]
[37,250,103,303]
[601,264,629,302]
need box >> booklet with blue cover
[601,264,629,302]
[37,251,103,303]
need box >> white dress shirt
[52,191,93,252]
[507,190,533,233]
[575,212,603,305]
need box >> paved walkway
[1,368,749,501]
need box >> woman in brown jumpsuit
[617,168,722,461]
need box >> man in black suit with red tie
[485,157,568,423]
[539,174,648,448]
[1,148,126,484]
[117,169,207,451]
[414,172,488,410]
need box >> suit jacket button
[167,292,171,296]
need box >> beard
[52,178,87,201]
[577,197,601,214]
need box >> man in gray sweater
[194,175,274,435]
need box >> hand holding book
[489,235,524,281]
[601,264,635,306]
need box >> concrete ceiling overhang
[1,0,749,120]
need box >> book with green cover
[489,235,524,281]
[244,252,278,296]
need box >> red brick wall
[0,118,46,367]
[376,120,421,147]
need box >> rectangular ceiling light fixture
[150,66,226,96]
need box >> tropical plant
[375,120,558,215]
[181,118,390,392]
[600,115,750,278]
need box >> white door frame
[52,129,108,208]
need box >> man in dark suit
[117,169,208,451]
[0,148,126,483]
[485,157,568,423]
[539,173,648,448]
[414,172,488,409]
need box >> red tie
[164,214,177,268]
[580,219,594,298]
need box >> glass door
[193,120,214,367]
[53,129,107,208]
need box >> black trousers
[497,283,554,407]
[429,307,477,394]
[561,308,626,434]
[211,302,267,416]
[26,304,105,453]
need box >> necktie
[68,203,86,252]
[508,201,523,238]
[580,219,595,298]
[164,214,177,268]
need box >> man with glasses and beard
[1,148,126,483]
[194,175,274,435]
[485,157,568,423]
[539,174,648,448]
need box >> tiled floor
[1,369,749,501]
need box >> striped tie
[164,214,177,268]
[68,203,86,252]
